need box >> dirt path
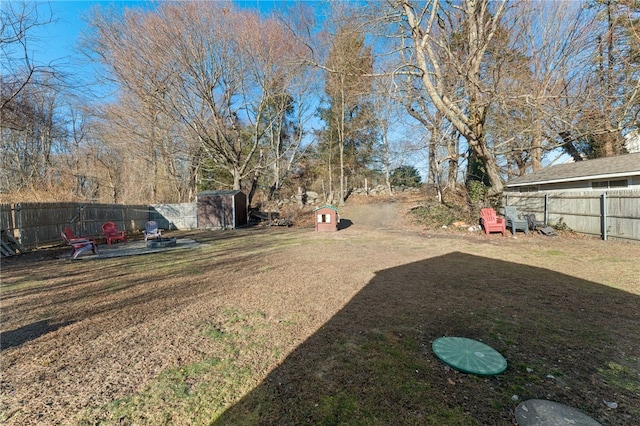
[338,199,409,230]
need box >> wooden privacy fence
[504,190,640,242]
[0,202,151,253]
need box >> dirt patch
[1,196,639,425]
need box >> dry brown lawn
[1,195,639,425]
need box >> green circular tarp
[432,337,507,376]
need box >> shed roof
[196,190,245,197]
[507,152,640,187]
[313,204,339,212]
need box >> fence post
[544,194,549,225]
[15,203,23,244]
[79,205,85,236]
[601,192,607,241]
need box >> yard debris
[1,228,27,257]
[250,210,292,227]
[539,226,558,236]
[269,218,291,227]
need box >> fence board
[0,202,150,251]
[505,190,640,242]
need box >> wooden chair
[480,208,506,236]
[101,222,127,245]
[504,206,529,235]
[61,232,99,259]
[143,221,162,241]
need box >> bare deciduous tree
[391,0,510,194]
[489,1,597,173]
[1,1,54,113]
[0,1,68,199]
[86,2,309,204]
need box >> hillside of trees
[2,0,639,207]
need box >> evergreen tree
[390,165,422,187]
[317,26,375,204]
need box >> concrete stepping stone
[515,399,602,426]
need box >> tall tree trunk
[446,132,459,189]
[531,110,542,172]
[232,169,242,191]
[428,130,444,203]
[248,150,263,208]
[339,82,346,206]
[382,132,392,194]
[469,105,503,194]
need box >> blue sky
[26,1,156,98]
[32,0,293,67]
[28,1,304,97]
[35,1,109,62]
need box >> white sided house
[506,152,640,193]
[505,153,640,242]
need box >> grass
[71,283,480,424]
[599,360,640,393]
[76,308,269,425]
[219,325,474,426]
[71,231,640,425]
[3,220,640,426]
[77,357,251,425]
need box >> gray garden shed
[196,190,247,230]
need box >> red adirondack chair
[480,208,506,236]
[61,231,99,259]
[101,222,127,245]
[63,227,97,244]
